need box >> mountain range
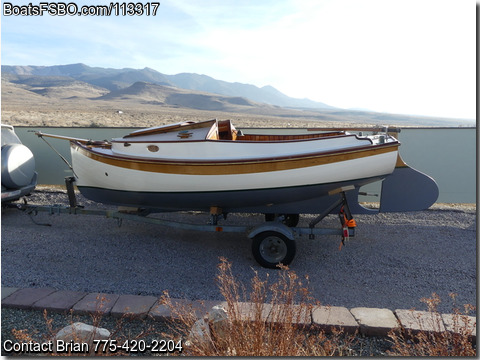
[2,63,474,127]
[2,63,334,110]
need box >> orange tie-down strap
[344,217,357,228]
[340,206,357,228]
[339,206,356,251]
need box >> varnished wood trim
[123,119,216,138]
[395,154,408,168]
[237,132,345,142]
[72,142,399,175]
[307,127,401,133]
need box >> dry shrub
[387,293,476,356]
[161,257,357,356]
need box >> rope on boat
[36,133,78,178]
[14,199,52,227]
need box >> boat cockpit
[119,118,346,143]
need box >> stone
[395,309,445,334]
[442,313,476,338]
[311,305,358,334]
[72,293,119,315]
[208,305,229,340]
[1,288,56,309]
[230,301,273,323]
[32,290,87,313]
[54,322,110,355]
[110,294,157,319]
[266,304,312,327]
[149,298,225,321]
[188,318,212,347]
[1,287,19,300]
[350,307,400,336]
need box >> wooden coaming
[236,131,345,142]
[123,119,214,138]
[112,131,359,144]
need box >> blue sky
[1,0,476,120]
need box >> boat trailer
[8,177,356,269]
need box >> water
[15,127,128,186]
[14,127,476,204]
[396,128,476,204]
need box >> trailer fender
[248,222,295,240]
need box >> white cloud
[1,0,475,119]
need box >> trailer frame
[7,177,356,269]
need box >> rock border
[1,287,476,340]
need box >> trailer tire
[252,231,296,269]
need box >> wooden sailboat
[37,119,402,213]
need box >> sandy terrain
[1,94,369,129]
[1,106,353,129]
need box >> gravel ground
[1,188,476,316]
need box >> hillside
[3,73,109,99]
[2,63,333,109]
[97,81,266,112]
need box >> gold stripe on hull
[72,142,399,176]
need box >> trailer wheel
[252,231,296,269]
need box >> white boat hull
[71,141,398,212]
